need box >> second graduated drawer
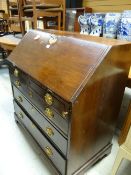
[13,85,69,135]
[13,86,68,157]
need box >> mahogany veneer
[7,30,131,175]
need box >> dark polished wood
[7,30,131,175]
[14,102,66,175]
[8,30,131,102]
[9,66,70,135]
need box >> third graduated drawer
[13,86,68,157]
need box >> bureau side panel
[67,57,127,174]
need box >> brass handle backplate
[45,108,54,119]
[14,69,19,77]
[17,96,23,103]
[45,146,53,157]
[44,93,53,105]
[18,112,23,119]
[62,111,68,119]
[46,127,54,137]
[29,91,33,98]
[15,80,21,88]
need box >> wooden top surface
[8,30,131,102]
[0,35,21,47]
[47,30,131,46]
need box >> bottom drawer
[14,101,66,175]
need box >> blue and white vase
[117,10,131,41]
[78,13,91,35]
[103,13,121,39]
[90,13,105,36]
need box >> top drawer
[9,66,71,121]
[29,78,70,119]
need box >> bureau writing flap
[7,30,131,102]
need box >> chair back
[42,0,65,7]
[43,0,64,4]
[25,0,65,5]
[8,0,18,5]
[24,0,41,5]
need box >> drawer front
[29,78,69,117]
[10,66,70,117]
[13,86,68,156]
[10,67,70,134]
[14,101,66,175]
[26,87,69,135]
[13,85,69,135]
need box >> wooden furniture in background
[7,30,131,175]
[32,0,66,30]
[0,34,20,51]
[119,102,131,146]
[83,0,131,12]
[111,126,131,175]
[17,0,35,35]
[1,0,8,13]
[0,10,8,35]
[0,10,5,18]
[7,0,66,35]
[118,69,131,146]
[6,0,21,33]
[0,34,20,66]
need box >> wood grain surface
[83,0,131,12]
[8,29,131,175]
[7,30,131,102]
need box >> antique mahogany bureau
[7,30,131,175]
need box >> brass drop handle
[46,127,54,137]
[29,91,33,98]
[45,108,54,119]
[62,111,68,119]
[45,146,53,157]
[44,93,53,105]
[18,112,23,119]
[17,96,23,103]
[14,69,19,77]
[15,80,21,88]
